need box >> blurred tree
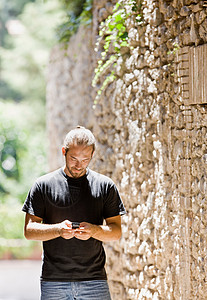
[0,119,21,180]
[0,0,93,258]
[5,0,35,16]
[0,0,64,103]
[0,0,35,47]
[0,99,47,259]
[0,100,47,204]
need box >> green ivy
[92,0,142,103]
[56,0,93,43]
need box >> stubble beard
[65,166,86,178]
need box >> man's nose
[75,160,82,168]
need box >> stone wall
[46,0,207,299]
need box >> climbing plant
[92,0,143,103]
[57,0,93,43]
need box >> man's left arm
[74,215,122,242]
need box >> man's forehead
[67,144,94,154]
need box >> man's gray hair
[63,126,96,153]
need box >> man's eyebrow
[69,155,77,159]
[70,155,90,160]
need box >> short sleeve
[22,181,45,218]
[103,183,126,219]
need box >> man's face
[62,144,94,178]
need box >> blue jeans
[41,280,112,300]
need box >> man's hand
[73,222,96,240]
[74,216,122,242]
[59,220,75,240]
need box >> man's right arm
[24,213,75,241]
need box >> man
[22,126,126,300]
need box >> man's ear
[62,147,66,156]
[91,150,95,159]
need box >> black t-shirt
[22,168,126,282]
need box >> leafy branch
[92,0,142,103]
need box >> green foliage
[0,0,64,259]
[60,0,85,16]
[92,0,143,103]
[0,100,47,204]
[167,42,180,55]
[0,204,39,259]
[56,0,93,43]
[0,80,22,101]
[0,103,25,196]
[0,204,25,240]
[56,11,80,44]
[0,0,64,103]
[0,116,22,180]
[3,0,35,17]
[0,100,47,258]
[0,0,35,47]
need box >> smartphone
[72,222,80,229]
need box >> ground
[0,260,41,300]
